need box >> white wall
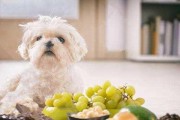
[126,0,141,58]
[0,0,79,19]
[106,0,126,51]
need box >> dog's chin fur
[35,55,59,72]
[0,16,88,114]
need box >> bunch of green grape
[44,81,145,112]
[43,92,78,120]
[85,81,145,110]
[45,92,75,108]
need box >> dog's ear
[18,42,29,60]
[69,30,88,62]
[18,25,32,60]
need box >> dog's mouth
[44,50,55,56]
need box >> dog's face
[18,16,87,70]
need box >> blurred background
[0,0,180,117]
[1,0,180,61]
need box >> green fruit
[107,109,120,117]
[106,86,116,97]
[92,96,105,103]
[117,101,126,109]
[126,98,136,106]
[61,92,72,102]
[135,98,145,105]
[105,100,117,109]
[109,93,121,103]
[73,93,83,102]
[62,92,72,98]
[93,102,106,109]
[93,85,102,93]
[45,98,54,107]
[52,93,62,99]
[102,81,111,90]
[65,101,75,108]
[75,101,88,111]
[86,87,94,98]
[78,96,88,104]
[53,99,65,108]
[125,85,135,96]
[42,107,77,120]
[97,89,106,97]
[120,105,157,120]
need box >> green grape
[134,101,141,106]
[73,93,83,102]
[117,101,126,109]
[106,86,116,97]
[78,96,88,104]
[93,102,106,109]
[102,81,111,90]
[86,87,94,98]
[62,92,72,97]
[125,85,136,96]
[92,96,105,103]
[126,98,136,106]
[42,106,77,120]
[135,98,145,105]
[65,101,74,108]
[52,93,62,99]
[97,89,106,97]
[105,100,117,109]
[64,96,72,102]
[75,101,88,111]
[93,85,102,93]
[109,93,121,103]
[116,89,122,95]
[62,92,72,98]
[62,92,72,102]
[53,99,65,108]
[45,98,54,107]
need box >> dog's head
[18,16,87,70]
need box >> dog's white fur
[0,16,87,114]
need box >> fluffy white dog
[0,16,87,114]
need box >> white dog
[0,16,88,114]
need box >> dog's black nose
[46,41,54,48]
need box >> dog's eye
[58,37,65,44]
[36,36,42,41]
